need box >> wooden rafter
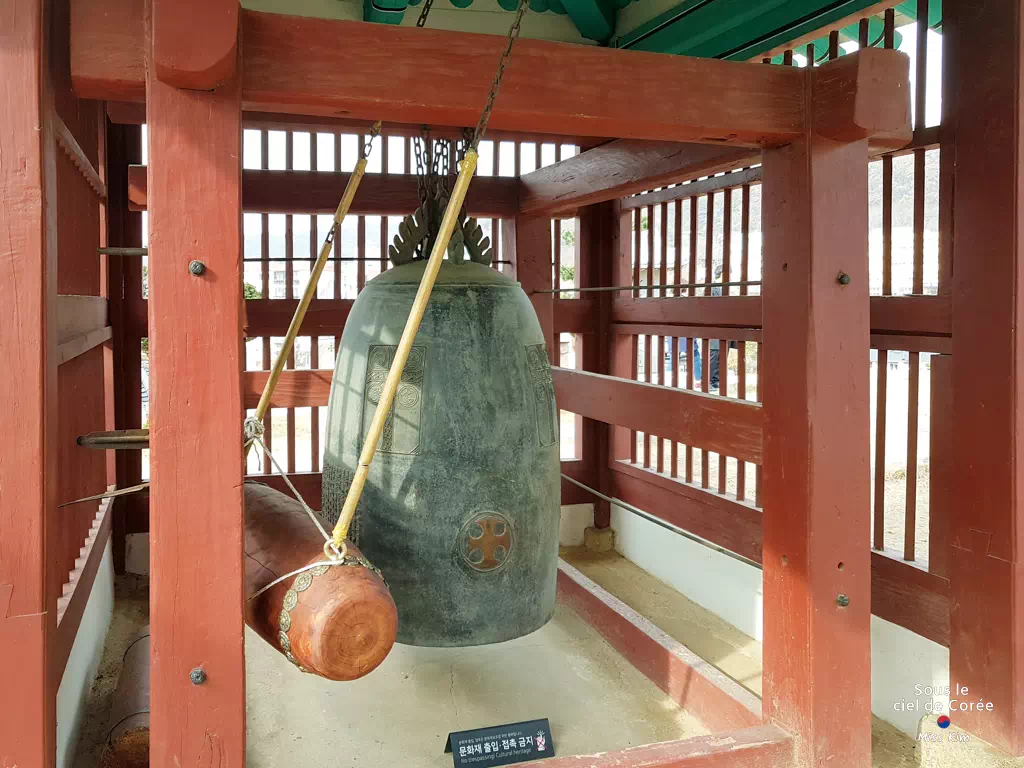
[519,141,757,216]
[53,111,106,199]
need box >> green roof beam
[788,19,904,61]
[614,0,899,60]
[561,0,619,42]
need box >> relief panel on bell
[526,343,557,448]
[322,461,356,536]
[362,345,426,455]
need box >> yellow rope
[328,0,527,550]
[244,121,382,459]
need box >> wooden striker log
[244,482,397,680]
[101,627,150,768]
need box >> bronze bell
[322,257,561,647]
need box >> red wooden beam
[127,165,520,217]
[107,100,610,147]
[244,298,352,338]
[812,47,911,148]
[611,296,762,329]
[606,294,951,340]
[243,370,331,409]
[0,0,58,763]
[513,721,792,767]
[146,31,246,768]
[557,561,763,732]
[519,142,758,217]
[553,298,598,335]
[620,167,763,212]
[152,0,237,89]
[609,462,763,566]
[138,298,353,337]
[612,323,762,343]
[73,2,809,144]
[870,550,949,647]
[869,294,951,337]
[761,135,872,766]
[554,367,763,464]
[947,0,1024,754]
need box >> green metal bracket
[364,0,408,24]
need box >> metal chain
[325,120,383,252]
[414,125,428,210]
[471,0,529,149]
[416,0,435,27]
[361,121,383,160]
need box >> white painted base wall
[611,504,763,641]
[609,502,950,738]
[559,503,595,547]
[56,540,114,768]
[871,613,950,736]
[125,531,149,576]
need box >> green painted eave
[363,0,637,42]
[615,0,938,59]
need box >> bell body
[322,261,561,647]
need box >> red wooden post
[516,215,555,364]
[578,202,616,525]
[610,207,638,477]
[928,354,951,579]
[152,0,237,90]
[105,122,144,573]
[947,0,1024,754]
[146,24,246,768]
[761,135,872,767]
[0,1,58,765]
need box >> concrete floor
[75,551,1022,767]
[561,548,1022,768]
[245,599,708,767]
